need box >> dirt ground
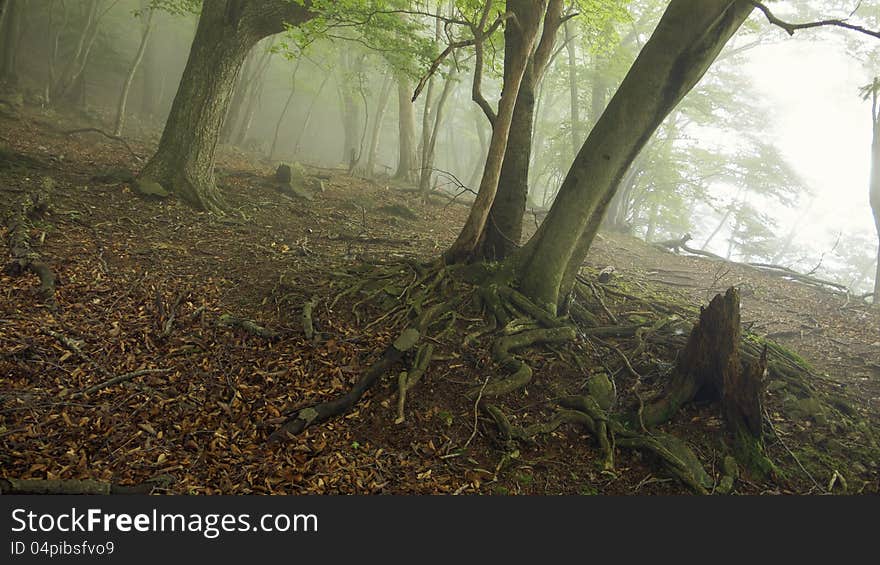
[1,107,878,495]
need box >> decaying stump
[644,288,772,476]
[4,190,58,311]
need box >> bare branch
[749,0,880,40]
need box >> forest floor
[1,104,878,495]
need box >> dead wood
[4,191,59,311]
[269,328,420,442]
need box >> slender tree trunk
[53,0,102,103]
[293,72,330,157]
[419,66,457,193]
[268,58,301,161]
[869,80,880,302]
[513,0,754,313]
[445,0,544,262]
[564,19,580,159]
[233,40,274,146]
[138,0,315,212]
[395,78,419,182]
[467,107,488,189]
[366,72,393,177]
[114,4,155,136]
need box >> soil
[1,105,878,495]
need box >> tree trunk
[292,72,330,157]
[138,0,315,212]
[564,19,580,159]
[220,48,257,144]
[513,0,754,314]
[233,40,274,147]
[467,107,488,189]
[395,78,419,182]
[419,66,457,193]
[445,0,544,262]
[53,0,101,103]
[114,5,155,136]
[268,59,301,161]
[365,72,393,178]
[0,0,22,87]
[870,79,880,303]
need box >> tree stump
[644,288,772,476]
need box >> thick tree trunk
[395,78,419,182]
[220,49,256,144]
[114,5,155,136]
[138,0,314,212]
[513,0,754,313]
[445,0,544,262]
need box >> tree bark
[394,78,419,182]
[444,0,544,263]
[513,0,754,314]
[113,4,155,136]
[477,0,562,260]
[138,0,315,212]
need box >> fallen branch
[269,328,420,442]
[73,368,170,398]
[218,314,279,339]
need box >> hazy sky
[744,36,876,253]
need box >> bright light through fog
[744,38,875,249]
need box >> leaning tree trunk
[138,0,314,212]
[419,66,457,194]
[513,0,754,314]
[395,78,419,182]
[114,4,155,136]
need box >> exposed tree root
[269,329,420,442]
[473,325,575,398]
[4,190,58,311]
[396,343,434,424]
[302,296,318,341]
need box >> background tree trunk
[870,78,880,303]
[138,0,315,212]
[268,59,301,161]
[514,0,754,313]
[114,4,155,136]
[395,78,419,182]
[365,72,393,178]
[0,0,22,87]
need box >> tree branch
[749,0,880,40]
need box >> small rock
[134,178,170,198]
[587,372,615,411]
